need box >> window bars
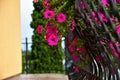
[65,0,120,80]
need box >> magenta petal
[71,20,75,31]
[47,34,59,46]
[109,42,119,57]
[56,13,66,23]
[71,54,78,62]
[95,56,101,63]
[76,47,86,53]
[102,0,110,6]
[73,66,80,73]
[116,24,120,34]
[37,25,43,34]
[46,24,59,35]
[44,10,55,19]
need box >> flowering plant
[34,0,75,46]
[30,0,76,73]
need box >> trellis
[65,0,120,80]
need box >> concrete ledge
[5,74,68,80]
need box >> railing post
[25,37,28,74]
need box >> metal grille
[65,0,120,80]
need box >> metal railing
[22,37,65,74]
[22,37,32,73]
[65,0,120,80]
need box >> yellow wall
[0,0,21,79]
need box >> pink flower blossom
[34,0,39,3]
[89,18,92,23]
[95,56,101,63]
[44,10,55,19]
[76,47,86,53]
[116,24,120,34]
[98,11,108,23]
[91,11,99,21]
[73,66,80,73]
[110,17,118,22]
[114,0,120,4]
[68,45,76,52]
[102,0,110,6]
[71,54,79,62]
[46,23,59,35]
[109,42,119,58]
[71,20,75,31]
[43,0,51,9]
[115,41,119,46]
[37,25,43,34]
[56,13,66,23]
[73,38,77,43]
[81,1,86,9]
[92,11,96,17]
[47,34,59,46]
[101,41,106,45]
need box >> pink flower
[98,11,108,23]
[44,10,55,19]
[73,38,77,43]
[68,45,76,52]
[113,0,120,4]
[91,12,101,26]
[34,0,39,3]
[47,34,59,46]
[71,54,78,62]
[109,42,119,58]
[92,11,96,17]
[115,0,120,4]
[89,18,92,23]
[76,47,86,53]
[56,13,66,23]
[81,1,86,9]
[101,41,106,45]
[71,20,75,31]
[73,66,80,73]
[43,0,51,9]
[95,56,101,63]
[116,24,120,34]
[115,41,119,46]
[102,0,110,6]
[43,0,48,4]
[110,17,118,22]
[117,1,120,4]
[91,11,99,21]
[46,23,59,35]
[37,25,43,34]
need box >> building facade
[0,0,21,79]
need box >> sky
[20,0,34,50]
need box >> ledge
[5,74,68,80]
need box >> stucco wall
[0,0,21,79]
